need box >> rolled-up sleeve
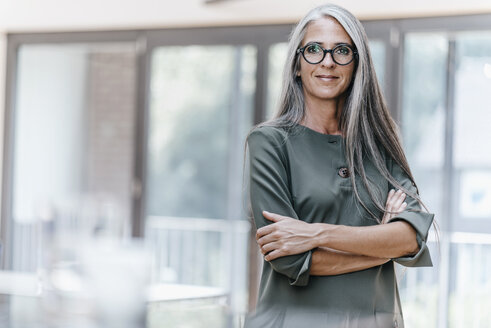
[247,127,312,286]
[387,159,434,267]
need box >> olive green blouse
[244,124,434,328]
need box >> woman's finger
[262,211,287,222]
[391,191,406,212]
[385,189,398,213]
[264,249,282,262]
[387,190,405,212]
[385,189,395,205]
[257,211,294,239]
[386,189,399,207]
[382,189,408,224]
[256,233,278,247]
[260,241,278,255]
[256,224,275,240]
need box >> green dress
[244,124,434,328]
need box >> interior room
[0,0,490,327]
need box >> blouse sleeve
[247,127,313,286]
[387,159,434,267]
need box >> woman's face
[297,17,356,104]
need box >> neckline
[292,122,344,141]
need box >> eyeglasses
[296,43,358,66]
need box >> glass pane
[398,241,441,327]
[266,42,288,120]
[368,39,386,92]
[146,45,255,220]
[454,32,491,220]
[145,45,256,326]
[399,33,448,328]
[12,43,137,271]
[448,241,491,327]
[402,33,448,220]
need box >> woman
[245,4,434,328]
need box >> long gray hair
[257,3,427,220]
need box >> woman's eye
[335,46,351,55]
[307,44,322,53]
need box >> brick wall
[85,51,136,227]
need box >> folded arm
[258,164,435,268]
[258,209,418,261]
[311,247,390,276]
[258,189,409,274]
[315,220,419,258]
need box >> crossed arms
[256,189,418,276]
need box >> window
[399,25,491,328]
[5,41,137,271]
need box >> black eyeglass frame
[296,43,358,66]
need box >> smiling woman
[244,4,434,328]
[296,17,356,112]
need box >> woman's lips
[316,74,338,81]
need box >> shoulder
[247,124,288,146]
[246,125,291,163]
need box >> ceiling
[0,0,490,32]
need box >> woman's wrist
[311,222,336,249]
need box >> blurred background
[0,0,490,327]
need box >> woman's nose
[321,51,336,68]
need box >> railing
[145,215,250,286]
[145,215,251,325]
[11,220,41,272]
[399,229,491,328]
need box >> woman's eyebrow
[303,41,353,46]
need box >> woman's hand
[256,211,318,261]
[381,189,407,224]
[257,189,409,261]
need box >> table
[0,271,229,328]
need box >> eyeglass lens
[303,43,354,65]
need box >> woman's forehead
[302,17,353,46]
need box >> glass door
[448,32,491,327]
[144,44,257,327]
[400,30,491,328]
